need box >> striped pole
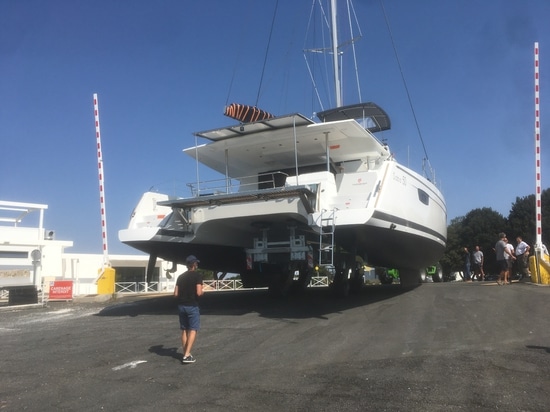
[93,93,109,267]
[534,43,542,248]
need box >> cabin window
[114,266,160,283]
[258,172,287,190]
[418,189,429,205]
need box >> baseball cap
[185,255,200,265]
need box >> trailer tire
[431,264,444,282]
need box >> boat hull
[120,166,446,275]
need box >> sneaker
[182,355,196,364]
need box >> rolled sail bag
[224,103,274,123]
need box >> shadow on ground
[96,284,418,320]
[148,344,181,361]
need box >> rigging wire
[303,0,340,111]
[379,0,435,181]
[303,0,329,112]
[225,60,238,107]
[303,0,365,112]
[347,0,363,103]
[255,0,280,107]
[225,2,253,107]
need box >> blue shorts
[178,305,200,331]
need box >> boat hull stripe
[371,210,446,243]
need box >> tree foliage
[441,208,506,275]
[441,188,550,276]
[508,189,550,247]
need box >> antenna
[93,93,110,268]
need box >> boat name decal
[392,172,407,186]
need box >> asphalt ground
[1,281,549,411]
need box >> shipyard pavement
[1,281,549,411]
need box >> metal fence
[115,282,160,293]
[203,280,244,291]
[114,277,329,294]
[310,276,330,287]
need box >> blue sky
[1,0,549,255]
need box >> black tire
[292,268,313,294]
[268,271,293,297]
[349,272,364,293]
[330,279,350,297]
[431,264,443,282]
[376,268,394,285]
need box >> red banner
[49,280,73,301]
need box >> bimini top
[316,102,391,132]
[188,112,390,178]
[194,113,314,142]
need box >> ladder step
[319,210,336,267]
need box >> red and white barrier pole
[532,42,547,285]
[534,43,542,248]
[93,93,110,267]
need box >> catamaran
[119,0,447,293]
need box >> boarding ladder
[318,209,336,269]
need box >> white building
[0,200,180,297]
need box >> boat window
[258,172,287,189]
[158,214,172,227]
[418,189,429,205]
[358,117,377,130]
[267,163,338,179]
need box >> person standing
[504,238,515,283]
[472,245,484,281]
[174,255,204,363]
[495,233,515,285]
[462,247,472,282]
[515,236,531,280]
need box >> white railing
[113,277,329,294]
[187,171,289,197]
[203,280,244,291]
[138,282,159,292]
[310,276,329,287]
[115,282,159,293]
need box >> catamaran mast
[330,0,342,107]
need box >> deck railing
[187,171,289,197]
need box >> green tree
[440,216,462,275]
[442,208,506,275]
[441,188,550,277]
[508,188,550,248]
